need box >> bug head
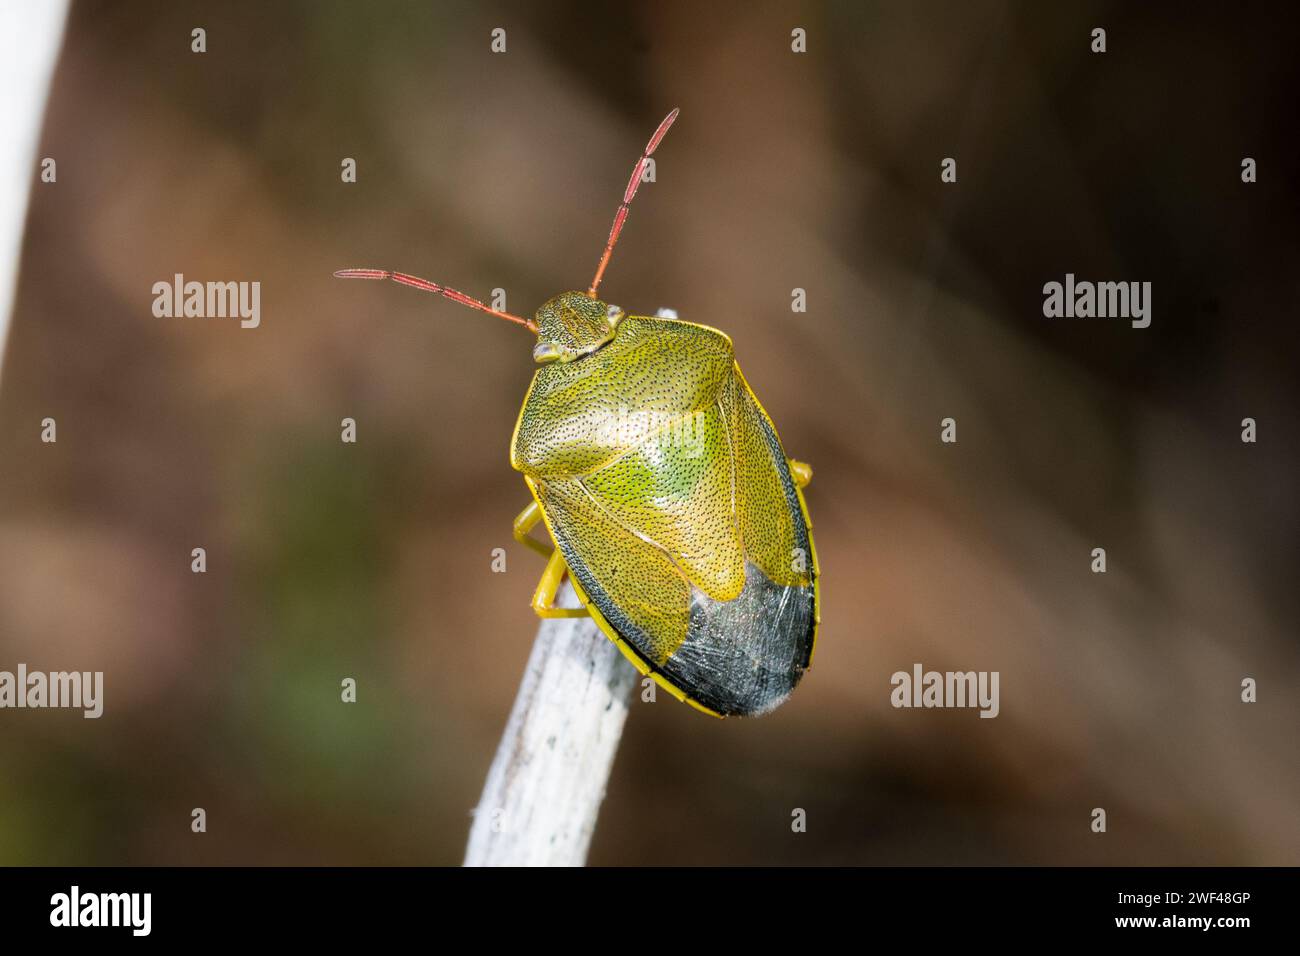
[531,291,625,363]
[531,108,679,364]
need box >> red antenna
[588,108,679,298]
[333,269,537,333]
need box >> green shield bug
[336,109,819,717]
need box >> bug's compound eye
[532,341,567,363]
[606,303,625,326]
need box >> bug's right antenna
[587,108,679,298]
[333,268,537,333]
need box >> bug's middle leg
[531,547,590,619]
[789,459,813,489]
[513,500,554,559]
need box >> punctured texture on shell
[511,314,818,717]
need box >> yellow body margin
[732,363,822,669]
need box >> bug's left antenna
[587,108,679,298]
[333,269,538,333]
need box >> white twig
[464,579,638,866]
[0,0,70,376]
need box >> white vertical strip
[0,0,71,378]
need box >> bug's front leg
[531,548,590,619]
[512,500,554,559]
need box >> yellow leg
[531,547,590,618]
[512,500,554,559]
[789,459,813,489]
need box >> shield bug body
[337,109,819,717]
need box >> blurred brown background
[1,0,1297,865]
